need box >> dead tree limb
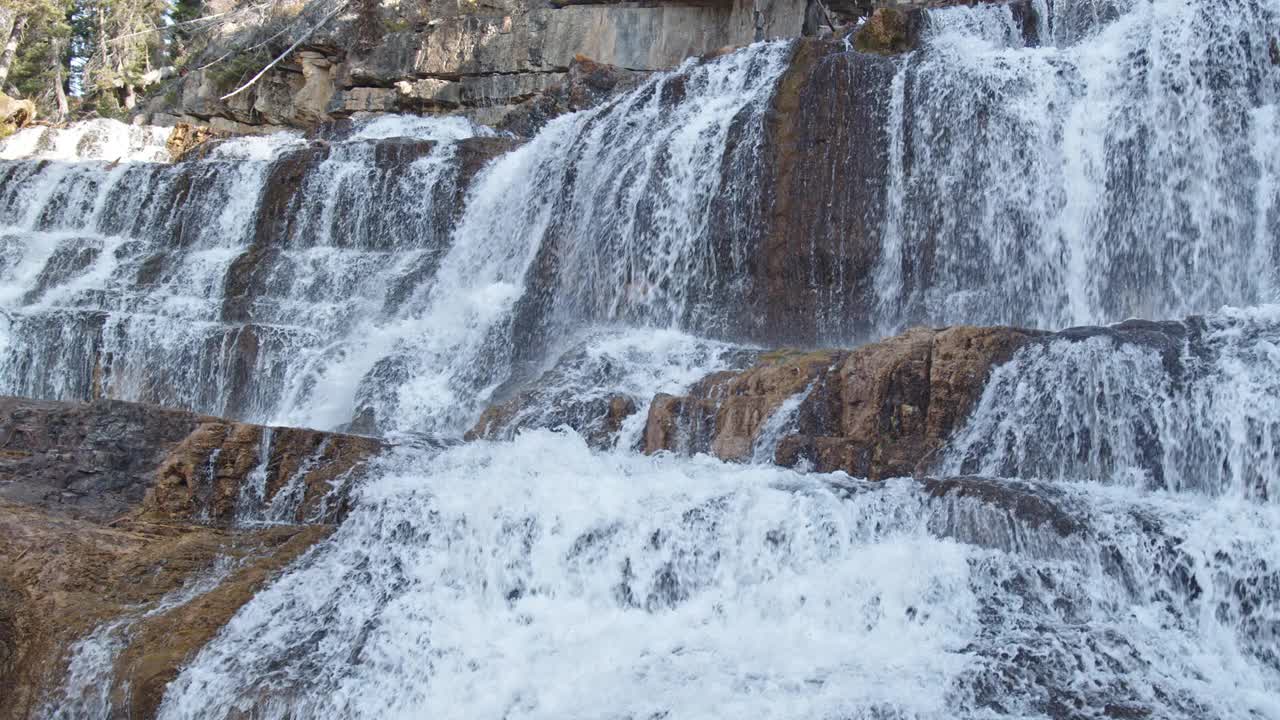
[220,0,349,101]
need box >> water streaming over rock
[941,305,1280,501]
[153,432,1280,720]
[872,0,1280,331]
[0,45,788,435]
[3,0,1279,716]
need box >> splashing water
[155,431,1280,719]
[0,119,173,163]
[941,305,1280,501]
[3,3,1279,715]
[873,0,1280,331]
[271,44,790,435]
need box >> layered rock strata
[0,397,381,720]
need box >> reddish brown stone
[641,326,1041,478]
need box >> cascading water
[3,0,1279,716]
[0,117,487,424]
[154,433,1280,720]
[873,0,1280,331]
[941,305,1280,500]
[270,43,791,435]
[0,45,787,436]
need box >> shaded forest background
[0,0,339,127]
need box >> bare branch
[220,0,349,101]
[104,5,266,45]
[196,13,307,73]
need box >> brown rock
[852,8,919,55]
[642,351,842,461]
[0,92,35,130]
[0,498,332,720]
[165,122,221,162]
[642,326,1041,478]
[0,396,383,719]
[145,420,382,527]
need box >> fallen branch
[196,16,302,73]
[220,0,349,101]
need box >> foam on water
[346,114,495,142]
[155,431,1280,719]
[0,119,173,162]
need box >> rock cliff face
[146,0,1034,133]
[0,397,381,720]
[150,0,812,132]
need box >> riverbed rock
[0,396,382,720]
[642,325,1040,477]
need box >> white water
[270,44,790,435]
[0,46,788,437]
[470,326,756,449]
[0,119,172,162]
[942,305,1280,501]
[155,431,1280,719]
[873,0,1280,331]
[3,1,1278,716]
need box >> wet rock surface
[0,397,203,522]
[0,396,381,720]
[642,325,1039,477]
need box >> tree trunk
[0,15,28,87]
[54,69,68,121]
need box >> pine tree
[1,0,75,117]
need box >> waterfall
[2,0,1279,716]
[0,44,788,436]
[270,43,790,435]
[941,305,1280,500]
[872,0,1280,331]
[155,431,1280,720]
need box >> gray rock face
[0,397,201,523]
[0,396,383,526]
[154,0,810,131]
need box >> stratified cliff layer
[0,397,381,719]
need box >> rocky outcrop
[0,92,35,131]
[851,8,922,54]
[642,325,1040,477]
[494,54,645,136]
[149,0,812,132]
[0,397,382,719]
[137,0,1040,132]
[164,122,221,162]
